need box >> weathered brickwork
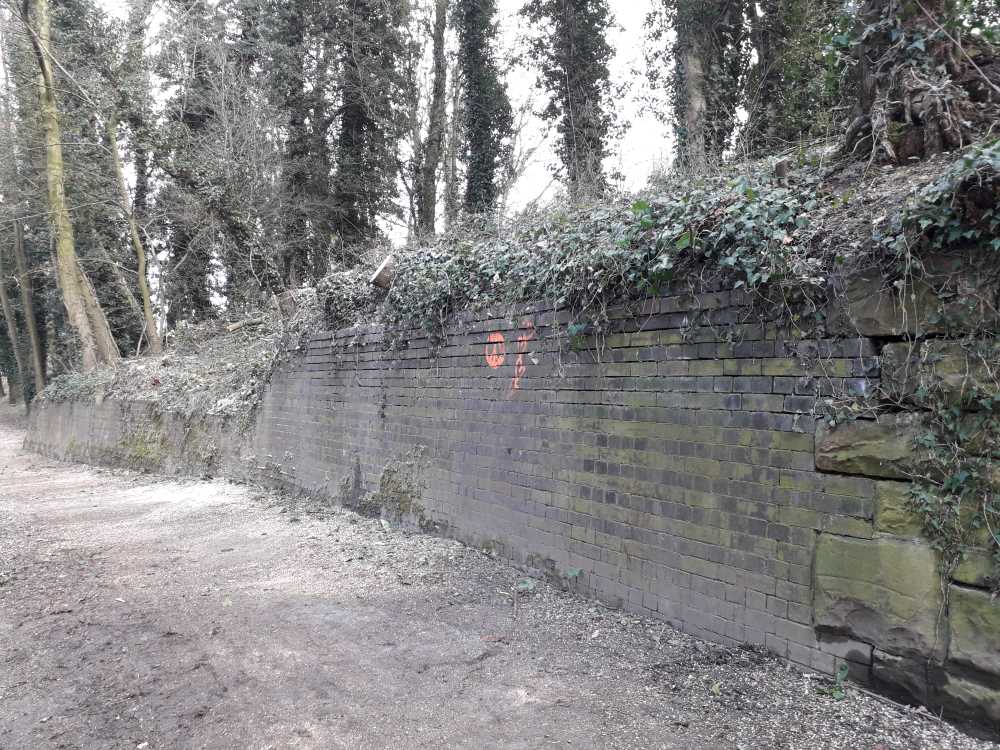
[26,276,999,731]
[248,289,880,678]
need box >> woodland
[0,0,998,404]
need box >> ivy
[368,167,831,346]
[904,349,1000,594]
[893,139,1000,254]
[879,140,1000,593]
[314,141,1000,353]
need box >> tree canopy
[0,0,995,399]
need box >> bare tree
[21,0,119,370]
[415,0,449,237]
[12,221,43,391]
[106,110,162,354]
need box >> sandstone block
[873,480,923,537]
[814,534,943,657]
[827,253,1000,337]
[815,415,925,479]
[953,549,995,588]
[949,584,1000,676]
[826,272,938,337]
[872,649,931,703]
[882,341,999,406]
[938,673,1000,725]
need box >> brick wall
[249,287,879,678]
[28,260,1000,731]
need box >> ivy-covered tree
[741,0,847,154]
[331,0,413,250]
[521,0,616,195]
[845,0,1000,162]
[414,0,449,237]
[455,0,512,213]
[261,0,340,284]
[646,0,749,172]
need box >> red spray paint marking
[484,332,506,368]
[511,320,536,392]
[482,320,536,392]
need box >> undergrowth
[375,165,830,346]
[321,139,999,353]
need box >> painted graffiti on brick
[511,321,536,391]
[484,332,506,368]
[483,320,535,391]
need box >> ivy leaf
[674,231,692,250]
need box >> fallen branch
[226,317,266,333]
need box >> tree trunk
[746,0,785,153]
[416,0,449,237]
[309,37,334,281]
[0,248,27,406]
[24,0,119,370]
[681,48,708,172]
[11,221,44,392]
[279,6,309,288]
[443,62,463,231]
[106,110,162,355]
[6,373,21,405]
[333,72,371,249]
[673,0,747,170]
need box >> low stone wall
[26,398,246,479]
[27,268,999,732]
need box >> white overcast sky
[97,0,671,213]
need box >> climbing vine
[371,166,829,348]
[880,139,1000,592]
[907,351,1000,593]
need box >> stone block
[949,584,1000,676]
[815,415,926,479]
[817,634,874,664]
[873,480,923,537]
[938,673,1000,725]
[882,341,999,406]
[872,649,930,703]
[826,272,939,337]
[814,534,943,658]
[827,253,1000,337]
[952,549,994,589]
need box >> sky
[96,0,673,215]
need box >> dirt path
[0,405,994,750]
